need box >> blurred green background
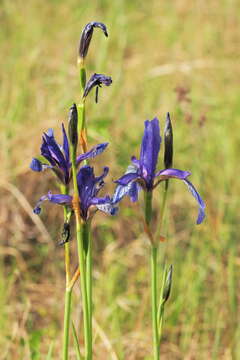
[0,0,240,359]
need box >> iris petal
[30,158,42,172]
[115,172,138,186]
[96,202,118,215]
[33,192,72,215]
[76,143,108,165]
[139,118,161,188]
[155,168,191,179]
[44,131,67,168]
[183,179,206,224]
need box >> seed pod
[68,103,78,148]
[164,112,173,169]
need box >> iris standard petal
[44,131,67,168]
[155,168,191,180]
[115,172,138,186]
[41,138,56,166]
[76,143,108,165]
[139,118,161,187]
[183,179,206,224]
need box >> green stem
[144,191,159,360]
[79,63,86,96]
[77,219,91,359]
[151,245,160,360]
[70,144,91,359]
[63,288,72,360]
[144,191,153,226]
[60,184,72,360]
[158,306,164,346]
[85,222,92,358]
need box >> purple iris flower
[113,118,205,225]
[33,165,118,221]
[30,124,108,185]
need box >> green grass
[0,0,240,358]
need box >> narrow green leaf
[46,342,54,360]
[72,321,83,360]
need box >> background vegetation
[0,0,240,358]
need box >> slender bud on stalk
[79,22,108,60]
[162,265,173,304]
[68,104,78,149]
[164,112,173,169]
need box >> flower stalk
[61,184,72,360]
[69,104,91,359]
[144,191,159,360]
[63,288,72,360]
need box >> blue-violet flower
[113,117,205,224]
[33,165,118,220]
[30,124,108,185]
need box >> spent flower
[83,73,112,103]
[79,22,108,60]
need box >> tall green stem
[151,245,159,360]
[61,184,72,360]
[157,180,170,352]
[71,145,91,359]
[77,218,91,359]
[144,191,159,360]
[63,289,72,360]
[85,222,92,353]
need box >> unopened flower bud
[164,112,173,169]
[68,104,78,148]
[162,265,173,304]
[79,22,108,59]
